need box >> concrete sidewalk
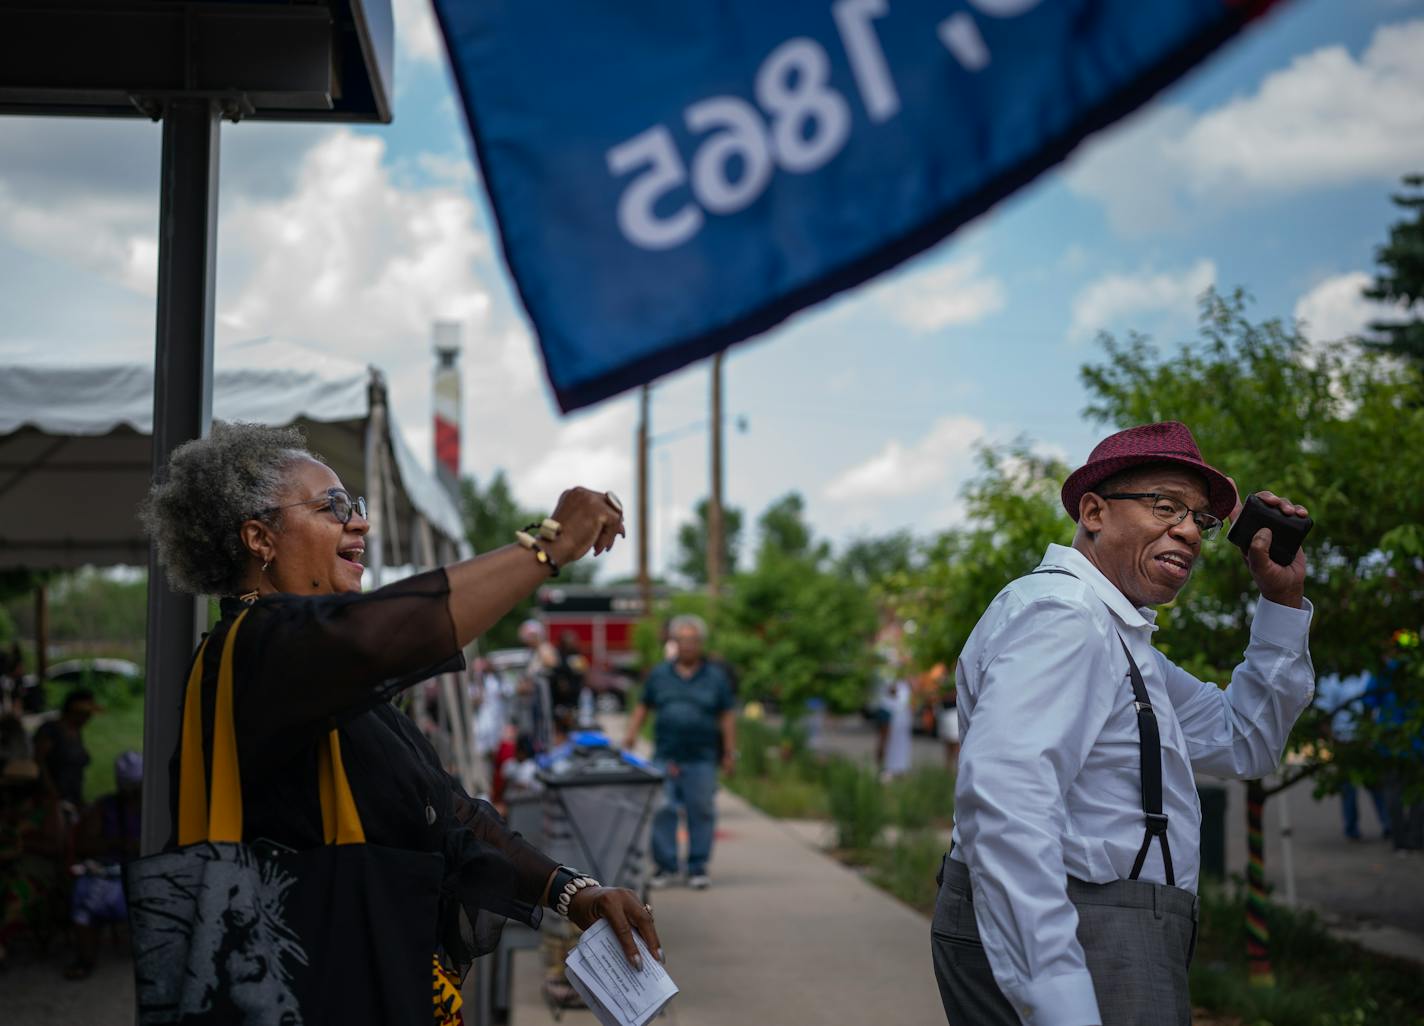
[508,787,945,1026]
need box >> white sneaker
[648,871,675,889]
[688,874,710,890]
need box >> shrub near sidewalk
[724,718,829,820]
[826,760,888,856]
[1189,884,1424,1026]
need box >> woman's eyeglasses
[256,488,368,526]
[1099,492,1222,539]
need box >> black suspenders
[1030,568,1175,886]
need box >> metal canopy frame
[0,0,394,855]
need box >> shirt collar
[1039,543,1159,632]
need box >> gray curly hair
[140,421,316,595]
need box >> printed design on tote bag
[130,842,308,1025]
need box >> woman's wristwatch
[549,865,601,917]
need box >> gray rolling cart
[537,748,664,895]
[472,747,662,1025]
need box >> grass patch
[1189,882,1424,1026]
[825,759,887,854]
[725,765,830,820]
[867,827,944,914]
[886,765,954,831]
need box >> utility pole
[637,385,652,617]
[708,352,725,597]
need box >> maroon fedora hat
[1061,421,1237,522]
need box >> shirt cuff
[1008,969,1101,1026]
[1251,596,1313,647]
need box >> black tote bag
[126,609,444,1025]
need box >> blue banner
[435,0,1282,411]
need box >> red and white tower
[432,321,462,496]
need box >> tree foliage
[672,497,743,584]
[836,530,919,588]
[1363,174,1424,367]
[643,492,878,717]
[886,446,1073,674]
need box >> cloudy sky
[2,0,1421,582]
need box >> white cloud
[872,256,1006,333]
[1069,259,1215,343]
[1063,105,1195,238]
[1066,19,1424,233]
[1182,20,1424,192]
[393,0,445,65]
[1293,272,1394,345]
[824,414,987,502]
[218,130,491,349]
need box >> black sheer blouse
[165,568,556,961]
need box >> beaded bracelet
[514,529,561,578]
[555,873,600,917]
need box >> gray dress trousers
[931,857,1199,1026]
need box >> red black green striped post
[1246,779,1275,988]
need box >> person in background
[882,670,914,782]
[0,755,65,970]
[65,750,143,979]
[0,714,29,772]
[551,631,589,729]
[937,674,961,775]
[1367,629,1424,853]
[33,688,98,814]
[517,619,558,751]
[624,615,735,890]
[1315,672,1390,841]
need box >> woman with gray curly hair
[141,421,657,1014]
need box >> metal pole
[708,353,724,597]
[364,375,387,588]
[1278,781,1297,908]
[637,385,651,616]
[33,583,48,684]
[141,99,220,856]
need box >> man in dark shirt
[33,688,97,811]
[624,615,735,890]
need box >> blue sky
[1,0,1421,582]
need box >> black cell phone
[1227,494,1313,566]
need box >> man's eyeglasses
[1098,492,1223,540]
[256,488,367,526]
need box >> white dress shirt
[950,543,1314,1026]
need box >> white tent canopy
[0,337,468,579]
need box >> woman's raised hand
[565,885,662,969]
[547,488,626,565]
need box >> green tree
[672,498,743,584]
[1363,174,1424,368]
[458,471,594,650]
[755,492,826,562]
[701,493,878,718]
[836,530,919,589]
[887,446,1073,673]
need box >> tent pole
[34,582,48,684]
[141,99,220,856]
[364,377,387,588]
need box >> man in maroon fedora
[932,421,1314,1026]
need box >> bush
[1189,882,1424,1026]
[825,759,886,855]
[888,765,954,831]
[868,828,944,915]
